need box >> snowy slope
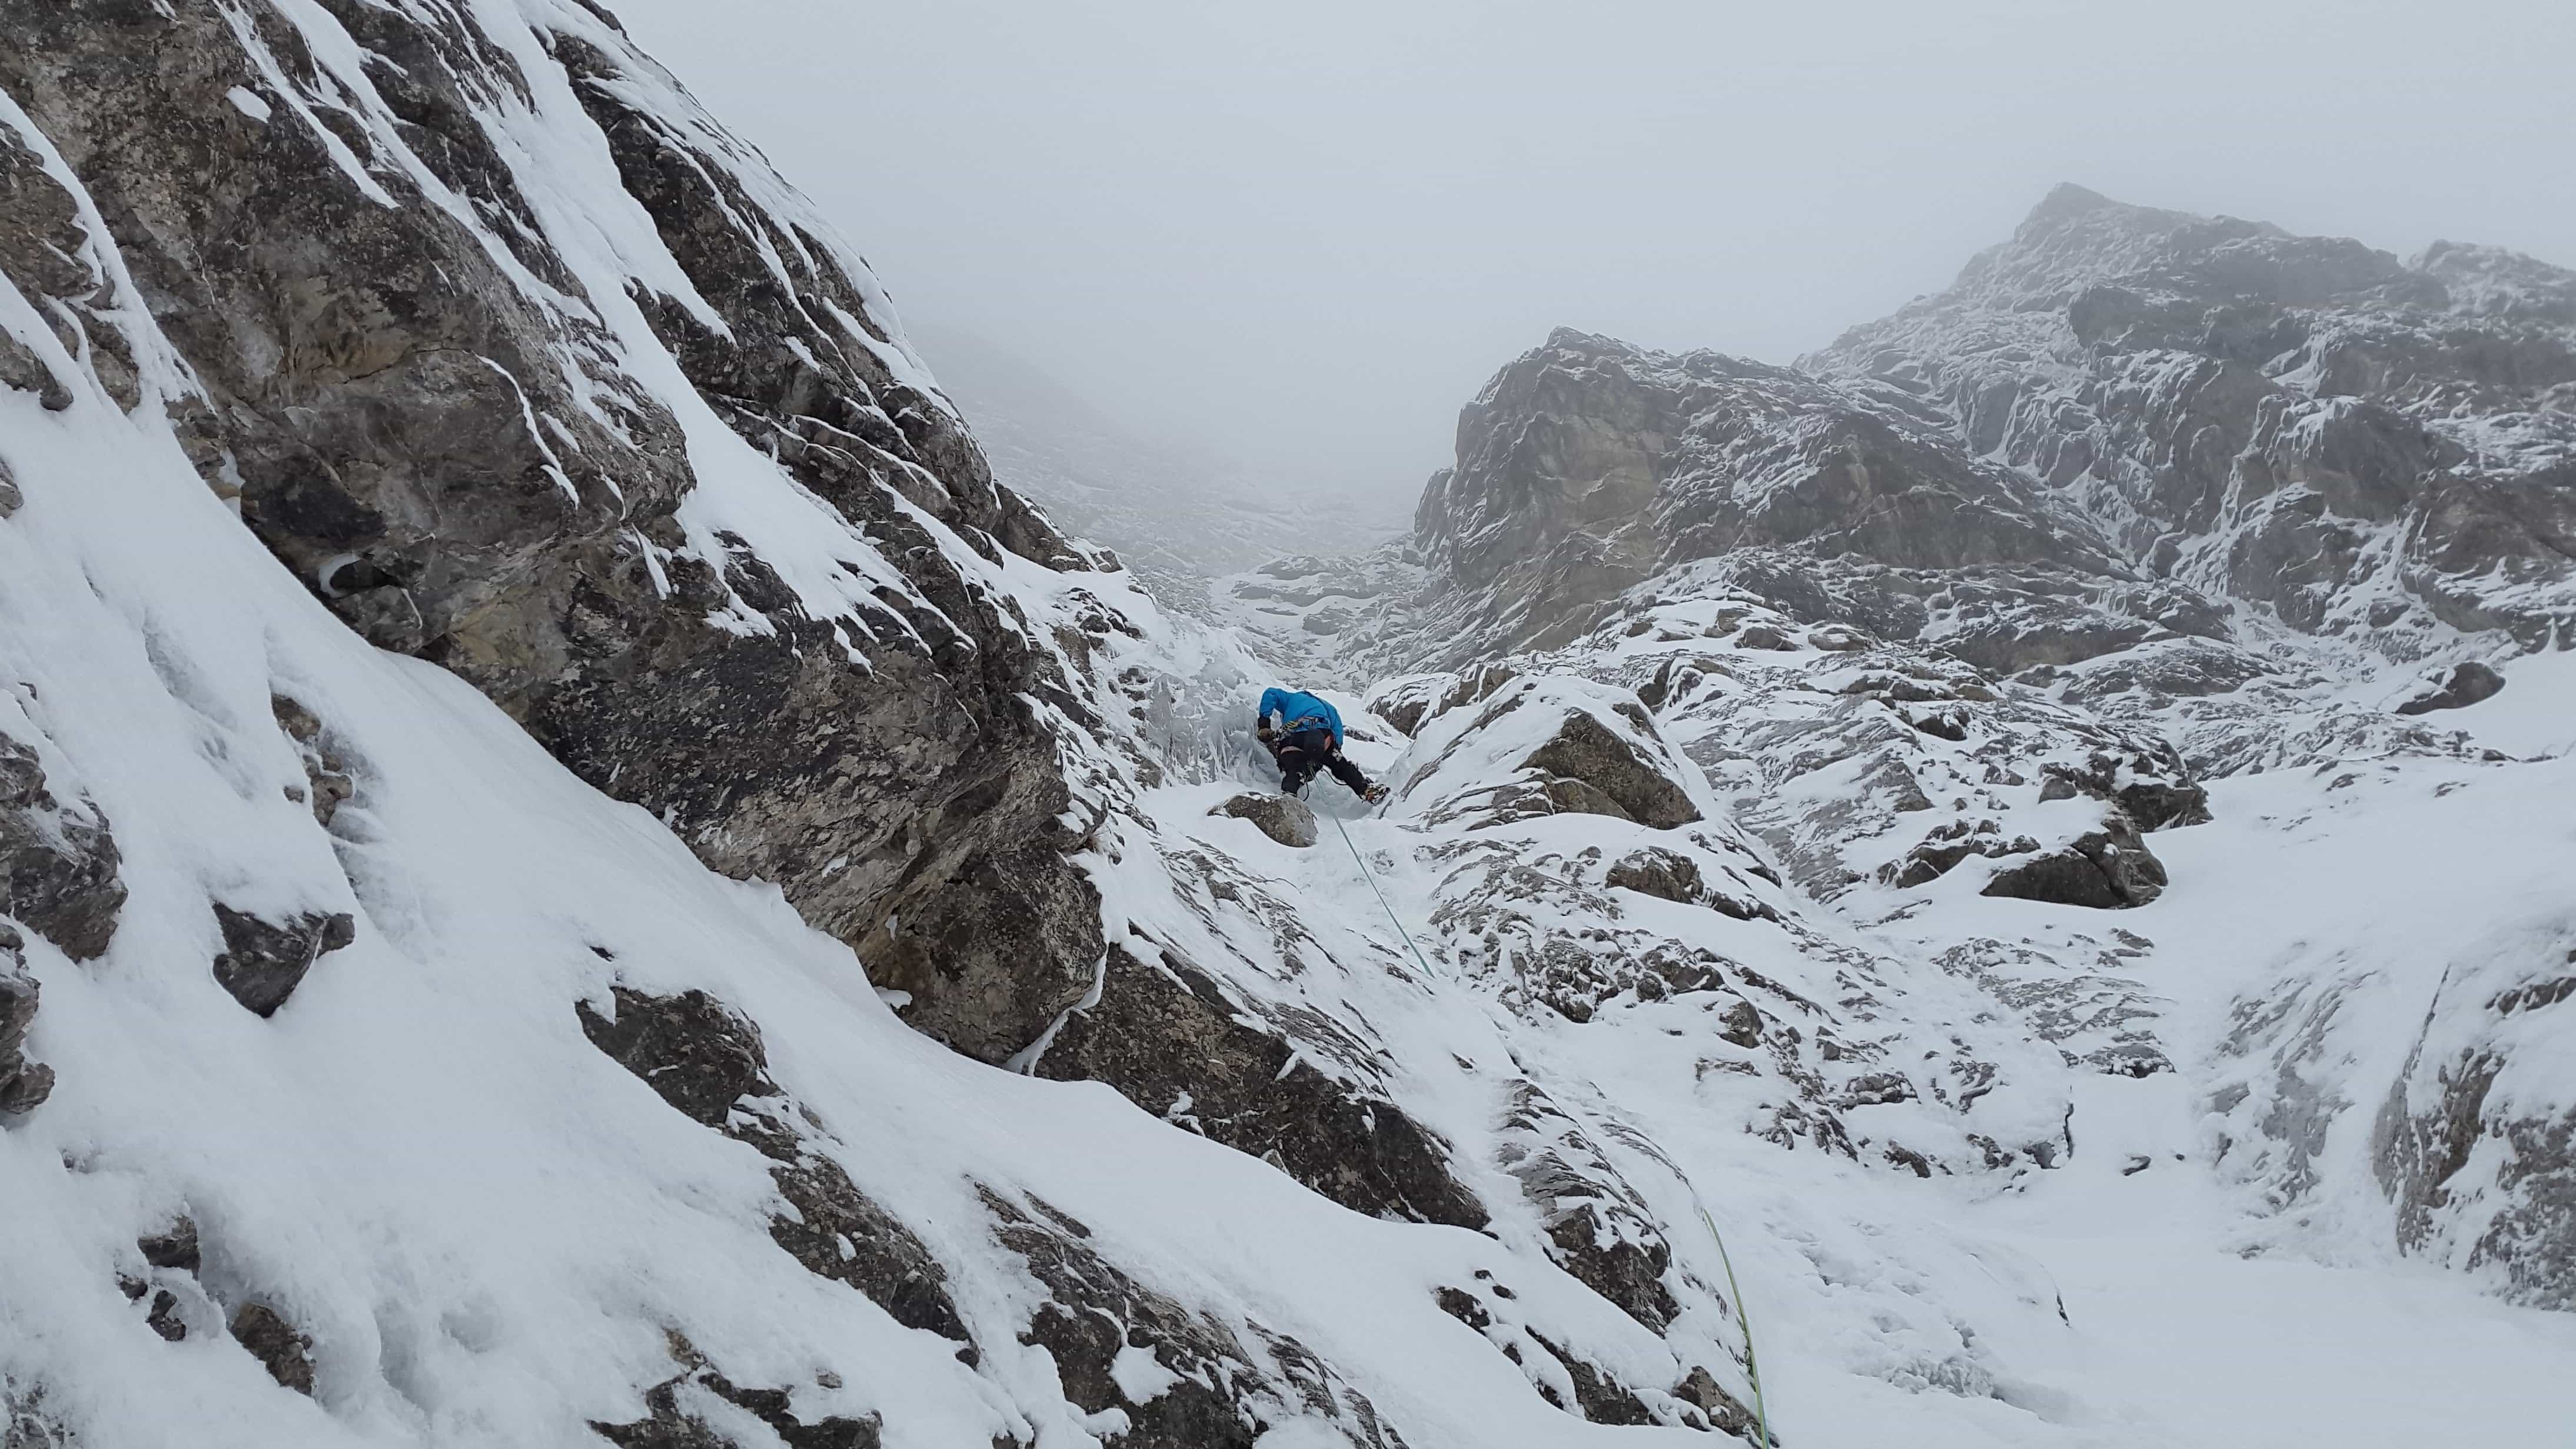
[5,9,2574,1446]
[0,2,1754,1443]
[1210,192,2576,1444]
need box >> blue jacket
[1258,687,1343,746]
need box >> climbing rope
[1331,813,1438,979]
[1693,1197,1774,1448]
[1332,803,1773,1447]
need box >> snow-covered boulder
[2397,660,2508,715]
[1209,790,1319,848]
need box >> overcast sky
[611,0,2574,506]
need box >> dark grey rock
[577,987,774,1129]
[2396,662,2507,715]
[1209,792,1319,848]
[577,986,970,1344]
[1674,1367,1756,1437]
[210,906,355,1018]
[1604,847,1702,903]
[1527,1332,1656,1425]
[1808,185,2576,650]
[1038,945,1488,1229]
[985,1189,1405,1448]
[270,696,354,827]
[1402,330,2128,667]
[1980,818,2168,909]
[2039,755,2212,832]
[2373,945,2576,1309]
[1497,1082,1678,1332]
[1,736,126,962]
[1523,710,1700,830]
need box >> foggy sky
[611,0,2575,510]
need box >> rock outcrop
[1035,943,1489,1229]
[0,0,1102,1066]
[2374,933,2576,1308]
[1806,183,2576,653]
[0,732,124,962]
[0,926,52,1115]
[1209,792,1319,848]
[208,905,356,1018]
[2397,661,2508,715]
[577,985,970,1344]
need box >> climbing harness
[1692,1196,1774,1448]
[1331,814,1437,980]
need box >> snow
[4,4,2572,1445]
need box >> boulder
[2396,662,2507,715]
[209,906,357,1018]
[1209,793,1319,848]
[1523,712,1701,830]
[1604,847,1703,903]
[1980,818,2168,909]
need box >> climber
[1256,686,1388,804]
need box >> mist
[609,0,2575,515]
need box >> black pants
[1275,727,1371,797]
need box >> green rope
[1331,813,1438,979]
[1695,1199,1774,1448]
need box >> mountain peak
[2025,181,2119,225]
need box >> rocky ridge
[0,2,1775,1444]
[1,6,2572,1442]
[1222,187,2576,1331]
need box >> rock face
[984,1190,1407,1449]
[1035,943,1488,1228]
[0,0,1102,1066]
[2374,934,2576,1309]
[1806,184,2576,653]
[1220,187,2576,1327]
[1209,792,1319,848]
[1392,676,1706,833]
[577,985,970,1344]
[6,1,2575,1431]
[1398,328,2133,670]
[0,733,125,962]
